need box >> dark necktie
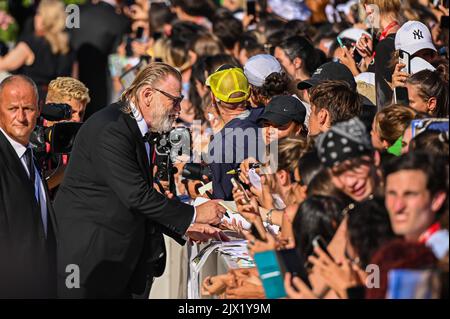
[24,148,46,235]
[143,133,153,166]
[24,148,36,186]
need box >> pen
[205,190,230,218]
[337,36,345,49]
[226,163,261,175]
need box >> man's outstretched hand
[186,223,230,243]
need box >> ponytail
[407,64,449,118]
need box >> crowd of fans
[0,0,449,299]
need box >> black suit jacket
[54,102,195,298]
[70,2,130,119]
[0,131,57,298]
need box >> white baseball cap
[410,57,436,74]
[395,21,437,55]
[244,54,282,88]
[268,0,311,21]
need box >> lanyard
[418,222,441,244]
[379,21,399,41]
[371,21,399,60]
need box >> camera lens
[171,133,181,144]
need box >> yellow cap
[206,67,250,104]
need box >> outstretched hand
[195,199,226,225]
[186,223,230,244]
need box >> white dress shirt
[129,102,196,226]
[0,128,48,236]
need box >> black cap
[297,62,357,91]
[258,95,307,126]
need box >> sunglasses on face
[152,87,184,106]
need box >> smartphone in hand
[135,27,145,41]
[246,0,256,16]
[398,50,411,74]
[394,50,410,105]
[312,235,335,262]
[353,47,363,64]
[277,249,312,289]
[441,16,449,29]
[253,250,287,299]
[231,177,250,203]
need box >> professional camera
[147,127,191,192]
[30,103,82,163]
[182,163,212,181]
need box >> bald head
[0,75,39,146]
[0,75,39,103]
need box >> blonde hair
[374,104,417,145]
[192,33,224,57]
[47,77,90,105]
[152,38,170,61]
[120,62,181,112]
[277,136,311,173]
[163,39,192,73]
[359,0,402,14]
[275,136,311,206]
[37,0,70,55]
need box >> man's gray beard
[151,115,174,133]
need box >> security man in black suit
[54,63,226,298]
[0,75,57,298]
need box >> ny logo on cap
[413,29,424,40]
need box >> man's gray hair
[120,62,181,114]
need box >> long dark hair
[347,198,397,268]
[278,36,322,76]
[293,196,345,262]
[171,0,218,21]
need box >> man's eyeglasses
[152,87,184,106]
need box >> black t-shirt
[248,106,265,125]
[374,33,396,110]
[14,34,74,99]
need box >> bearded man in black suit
[54,63,226,298]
